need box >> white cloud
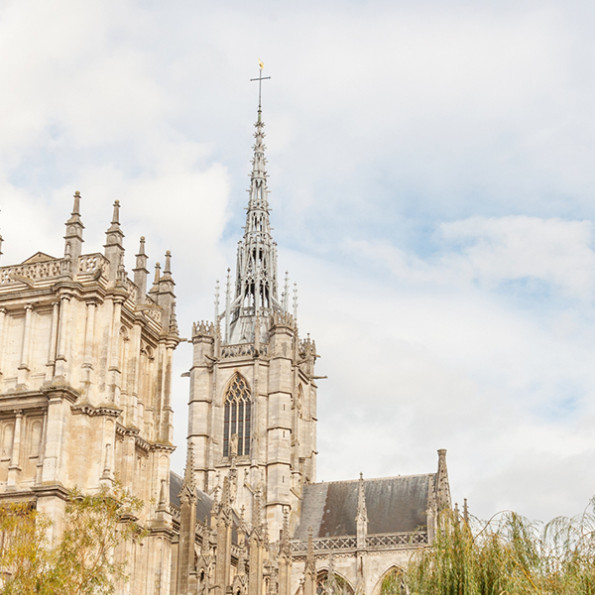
[2,0,595,524]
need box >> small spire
[111,200,120,225]
[163,250,172,275]
[463,498,470,525]
[293,282,298,320]
[104,200,124,280]
[72,190,81,215]
[280,506,291,557]
[224,267,231,344]
[356,472,368,550]
[64,190,85,264]
[169,302,179,335]
[133,237,149,301]
[149,262,161,294]
[214,280,220,325]
[356,472,368,520]
[283,271,289,312]
[306,527,315,574]
[183,443,195,491]
[436,448,452,511]
[252,488,263,534]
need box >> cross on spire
[250,60,271,121]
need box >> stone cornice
[71,401,122,418]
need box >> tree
[405,498,595,595]
[0,483,144,594]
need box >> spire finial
[250,60,271,123]
[283,271,289,312]
[436,448,451,511]
[293,282,298,320]
[111,200,120,224]
[149,262,161,295]
[164,250,172,275]
[214,279,220,325]
[64,190,85,264]
[138,236,146,255]
[184,442,195,491]
[72,190,81,215]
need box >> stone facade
[0,195,180,593]
[0,102,452,595]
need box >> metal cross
[250,62,271,112]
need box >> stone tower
[187,105,319,537]
[0,194,179,594]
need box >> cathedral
[0,96,451,594]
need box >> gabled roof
[21,251,56,264]
[293,474,434,540]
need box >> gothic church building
[0,102,451,594]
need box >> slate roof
[169,471,239,544]
[293,474,434,540]
[169,471,214,525]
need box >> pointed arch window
[223,373,251,457]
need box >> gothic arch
[316,569,355,594]
[372,566,407,595]
[222,372,251,458]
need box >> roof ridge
[310,472,434,486]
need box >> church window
[223,373,251,457]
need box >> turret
[156,250,177,335]
[152,251,177,335]
[103,200,124,284]
[132,237,149,302]
[64,190,85,270]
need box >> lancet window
[223,373,251,457]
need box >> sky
[1,0,595,523]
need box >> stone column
[81,301,97,396]
[108,298,123,404]
[7,410,23,487]
[54,295,71,378]
[0,307,6,378]
[46,301,59,380]
[17,304,33,386]
[35,412,48,485]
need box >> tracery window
[223,373,251,457]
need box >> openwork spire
[226,78,285,345]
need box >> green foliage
[380,568,406,594]
[0,483,144,595]
[406,498,595,595]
